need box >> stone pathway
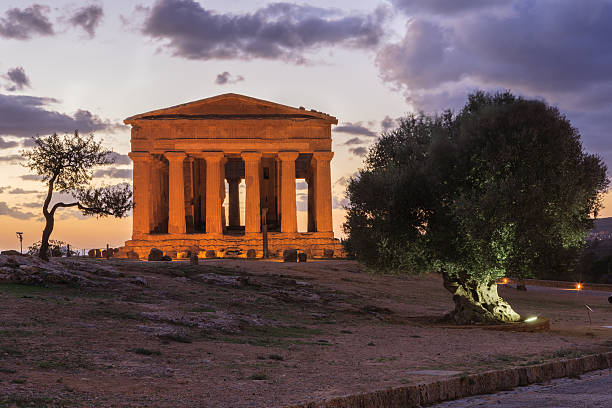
[432,368,612,407]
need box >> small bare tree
[22,132,133,260]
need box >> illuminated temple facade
[118,93,343,259]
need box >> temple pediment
[125,93,338,124]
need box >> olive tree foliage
[22,132,133,261]
[344,92,609,324]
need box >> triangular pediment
[125,93,337,124]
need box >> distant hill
[592,217,612,234]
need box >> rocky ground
[0,255,611,407]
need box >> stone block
[190,253,198,265]
[205,250,217,258]
[283,249,298,262]
[148,248,164,261]
[297,252,307,262]
[323,249,334,258]
[126,251,139,260]
[246,249,256,258]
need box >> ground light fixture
[524,316,538,323]
[576,282,583,290]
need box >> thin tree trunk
[39,214,54,261]
[39,174,56,261]
[442,272,521,324]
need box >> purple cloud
[0,4,54,40]
[141,0,388,62]
[69,5,104,38]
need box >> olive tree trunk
[442,272,521,324]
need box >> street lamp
[16,232,23,254]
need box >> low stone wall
[500,278,612,292]
[286,352,612,408]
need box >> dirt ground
[1,258,611,407]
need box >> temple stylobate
[118,93,343,259]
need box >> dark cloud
[0,137,19,149]
[93,168,133,179]
[8,188,39,194]
[20,202,41,208]
[3,67,31,91]
[141,0,388,62]
[378,1,612,100]
[215,71,245,85]
[0,186,7,193]
[107,152,131,165]
[391,0,507,15]
[381,115,398,132]
[333,122,376,137]
[0,4,54,40]
[376,0,612,167]
[69,5,104,38]
[296,193,308,211]
[332,194,348,209]
[19,174,43,181]
[343,137,365,145]
[0,93,118,138]
[349,146,368,157]
[0,154,23,164]
[0,201,35,220]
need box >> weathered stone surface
[283,249,298,262]
[246,249,256,258]
[148,248,164,261]
[1,250,22,256]
[205,250,216,258]
[323,249,334,258]
[298,252,307,262]
[0,254,122,287]
[190,252,199,265]
[126,250,139,260]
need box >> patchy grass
[85,308,143,321]
[0,345,24,357]
[0,283,53,296]
[190,306,216,313]
[0,394,69,407]
[158,333,193,343]
[248,373,268,380]
[128,348,161,356]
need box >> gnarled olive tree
[344,92,609,324]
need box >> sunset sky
[1,0,611,252]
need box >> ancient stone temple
[118,93,343,259]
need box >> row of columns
[129,151,334,237]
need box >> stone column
[149,156,161,233]
[278,151,299,233]
[241,152,262,233]
[129,152,151,238]
[184,157,194,232]
[307,173,315,232]
[201,152,225,234]
[227,177,241,227]
[165,152,187,234]
[313,151,334,233]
